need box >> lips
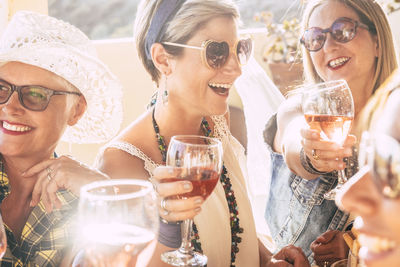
[208,82,232,97]
[1,120,32,132]
[328,56,350,69]
[358,233,399,265]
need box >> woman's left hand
[23,155,109,212]
[310,230,349,266]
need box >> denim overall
[263,114,350,262]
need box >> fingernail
[312,133,319,138]
[183,182,192,191]
[194,198,203,205]
[339,163,344,169]
[21,172,26,177]
[195,207,201,213]
[29,200,35,207]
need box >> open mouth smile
[208,82,232,96]
[328,57,350,69]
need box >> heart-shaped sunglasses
[163,38,253,69]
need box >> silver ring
[323,261,329,267]
[46,167,53,181]
[161,199,169,216]
[161,198,167,210]
[312,149,319,160]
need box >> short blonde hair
[300,0,398,94]
[134,0,240,86]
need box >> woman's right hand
[300,128,356,173]
[152,166,204,222]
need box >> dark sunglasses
[300,17,370,52]
[162,38,253,69]
[0,79,82,111]
[359,132,400,199]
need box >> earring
[162,76,169,105]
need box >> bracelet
[157,217,182,248]
[299,148,329,175]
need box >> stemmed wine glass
[359,131,400,198]
[161,135,223,267]
[0,214,7,259]
[73,179,159,267]
[302,80,354,200]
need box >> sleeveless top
[101,115,260,267]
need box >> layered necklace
[152,108,243,266]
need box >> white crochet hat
[0,11,123,144]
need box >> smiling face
[307,1,378,100]
[0,61,84,159]
[338,166,400,267]
[167,16,242,117]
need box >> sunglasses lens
[21,86,50,111]
[303,28,325,51]
[331,19,356,42]
[0,81,11,103]
[237,38,252,65]
[205,41,229,69]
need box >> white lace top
[103,115,259,267]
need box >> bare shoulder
[97,111,160,180]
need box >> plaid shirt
[0,160,79,267]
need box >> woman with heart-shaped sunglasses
[96,0,310,266]
[264,0,398,266]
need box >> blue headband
[145,0,185,62]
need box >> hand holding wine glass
[302,80,355,200]
[73,179,158,267]
[160,135,223,267]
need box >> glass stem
[179,219,194,255]
[338,169,347,185]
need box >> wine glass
[302,79,354,200]
[161,135,223,267]
[359,131,400,198]
[73,179,159,267]
[0,214,7,259]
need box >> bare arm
[274,94,320,180]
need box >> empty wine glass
[161,135,223,267]
[302,79,354,200]
[0,214,7,259]
[73,179,158,267]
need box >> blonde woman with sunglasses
[264,0,398,266]
[97,0,310,266]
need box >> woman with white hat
[0,11,122,266]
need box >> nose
[221,51,242,77]
[1,91,25,114]
[322,32,340,53]
[336,166,381,216]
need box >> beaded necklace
[151,108,243,267]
